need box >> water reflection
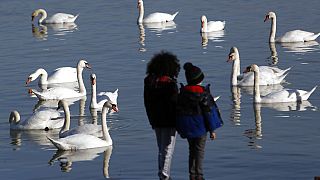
[32,96,84,112]
[48,146,113,177]
[138,24,146,52]
[240,84,284,97]
[143,21,177,33]
[201,30,225,47]
[230,86,241,126]
[10,129,60,150]
[280,41,320,54]
[31,23,78,40]
[267,43,278,65]
[244,103,262,149]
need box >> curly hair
[146,51,181,78]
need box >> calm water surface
[0,0,320,179]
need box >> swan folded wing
[261,89,291,103]
[46,13,77,24]
[60,124,102,138]
[279,30,316,42]
[33,87,83,100]
[207,21,225,31]
[143,12,176,23]
[48,67,77,83]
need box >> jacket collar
[183,85,204,93]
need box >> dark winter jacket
[144,74,178,129]
[176,84,222,139]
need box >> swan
[9,109,63,130]
[200,15,225,32]
[26,67,77,86]
[90,74,119,111]
[31,60,91,100]
[32,9,79,24]
[247,64,317,103]
[137,0,179,23]
[57,100,103,138]
[47,101,118,150]
[264,11,320,43]
[228,47,290,86]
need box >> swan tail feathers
[278,71,289,83]
[172,11,179,19]
[304,86,317,100]
[47,136,74,151]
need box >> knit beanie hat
[184,62,204,85]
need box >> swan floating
[264,11,320,43]
[228,47,290,86]
[26,67,77,86]
[31,59,91,100]
[57,100,103,138]
[200,15,225,32]
[32,9,79,24]
[9,109,63,130]
[246,64,317,103]
[137,0,178,23]
[47,101,118,150]
[90,74,119,111]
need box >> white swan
[9,109,63,130]
[137,0,179,23]
[90,74,119,111]
[200,15,225,32]
[228,47,290,86]
[32,9,79,24]
[264,11,320,43]
[31,60,91,100]
[26,67,77,86]
[248,64,317,103]
[57,100,102,138]
[47,101,117,150]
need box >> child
[144,51,181,180]
[176,62,222,180]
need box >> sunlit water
[0,0,320,179]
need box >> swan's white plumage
[47,101,115,150]
[228,47,290,86]
[26,67,77,85]
[264,11,320,43]
[9,109,63,130]
[32,9,79,24]
[201,15,225,32]
[32,59,90,100]
[137,0,178,23]
[249,64,317,103]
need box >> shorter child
[176,62,222,180]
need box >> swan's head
[201,15,207,27]
[244,64,259,73]
[9,111,20,124]
[103,101,118,112]
[137,0,143,8]
[227,47,239,62]
[78,59,91,69]
[26,68,46,85]
[264,11,276,22]
[90,73,96,85]
[31,9,45,21]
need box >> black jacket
[144,75,178,129]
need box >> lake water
[0,0,320,179]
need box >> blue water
[0,0,320,179]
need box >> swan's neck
[38,9,47,24]
[231,56,240,86]
[60,103,71,134]
[253,68,261,103]
[9,111,20,124]
[269,16,276,43]
[101,106,112,143]
[77,67,86,95]
[137,2,144,23]
[90,82,98,108]
[202,20,208,32]
[35,68,48,85]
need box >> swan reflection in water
[32,96,85,112]
[48,146,113,178]
[280,41,320,54]
[138,22,177,52]
[267,43,279,65]
[261,100,316,112]
[32,22,78,40]
[230,86,241,126]
[201,30,225,47]
[244,103,263,149]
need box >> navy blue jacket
[176,84,221,138]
